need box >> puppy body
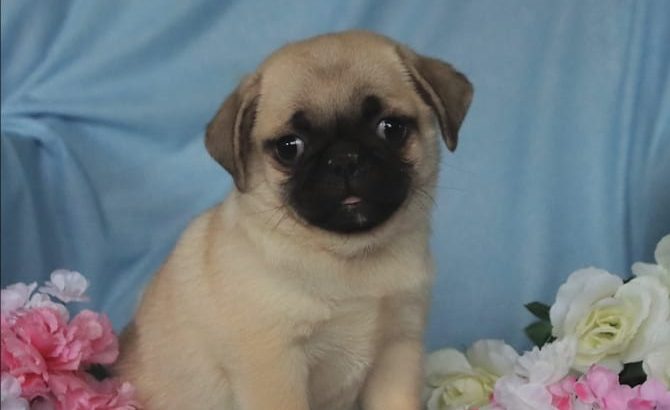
[121,193,432,409]
[118,31,472,410]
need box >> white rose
[633,234,670,292]
[643,324,670,388]
[550,267,669,372]
[424,340,518,410]
[644,349,670,389]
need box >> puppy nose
[327,151,360,178]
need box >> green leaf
[524,320,554,347]
[525,302,551,322]
[619,362,647,387]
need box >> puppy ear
[396,46,473,151]
[205,74,260,191]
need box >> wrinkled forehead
[254,44,419,138]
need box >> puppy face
[206,31,473,236]
[263,96,413,233]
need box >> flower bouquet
[424,235,670,410]
[1,270,140,410]
[3,237,668,410]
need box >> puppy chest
[303,300,380,407]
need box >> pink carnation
[0,331,49,400]
[3,307,119,376]
[634,378,670,410]
[69,310,118,365]
[48,371,139,410]
[574,365,634,409]
[1,273,139,408]
[548,375,578,410]
[486,364,670,409]
[11,307,85,372]
[573,365,670,410]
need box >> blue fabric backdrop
[2,0,669,352]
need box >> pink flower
[69,310,118,365]
[575,366,612,402]
[48,372,139,410]
[1,274,139,409]
[11,307,84,372]
[0,330,49,399]
[634,378,670,410]
[4,307,118,376]
[548,375,577,410]
[573,365,663,410]
[93,378,139,409]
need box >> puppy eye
[376,118,408,145]
[275,135,305,164]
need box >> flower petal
[655,234,670,271]
[633,235,670,291]
[38,270,89,303]
[1,372,23,400]
[425,349,474,386]
[26,293,70,322]
[466,339,518,377]
[550,268,622,339]
[643,347,670,389]
[493,375,554,410]
[515,337,576,385]
[619,276,670,363]
[1,282,37,315]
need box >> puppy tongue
[342,196,362,205]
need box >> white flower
[38,269,89,303]
[25,293,70,321]
[550,267,670,372]
[491,375,554,410]
[424,340,518,410]
[1,373,29,410]
[488,338,577,410]
[643,325,670,388]
[633,234,670,292]
[644,349,670,389]
[514,337,576,385]
[0,282,37,315]
[466,340,520,377]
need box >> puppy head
[206,31,473,237]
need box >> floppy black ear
[205,74,260,192]
[396,46,473,151]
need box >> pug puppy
[117,30,472,410]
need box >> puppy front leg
[232,345,310,410]
[360,338,424,410]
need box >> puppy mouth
[341,196,363,207]
[294,189,406,234]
